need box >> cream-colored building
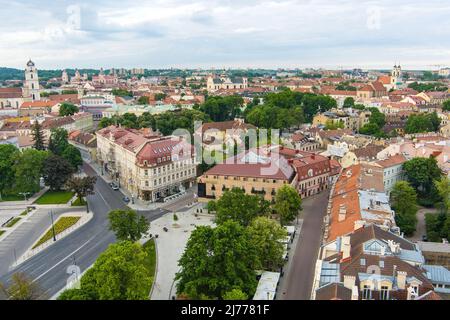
[96,126,197,202]
[206,75,248,92]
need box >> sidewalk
[148,204,215,300]
[0,187,49,208]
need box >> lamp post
[19,192,30,202]
[86,199,89,213]
[49,210,56,242]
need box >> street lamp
[86,199,89,213]
[49,210,56,242]
[19,192,31,201]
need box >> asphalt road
[0,162,169,299]
[281,191,329,300]
[0,207,84,276]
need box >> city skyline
[1,0,450,70]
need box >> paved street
[0,162,171,299]
[0,207,84,276]
[280,191,329,300]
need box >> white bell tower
[24,59,40,101]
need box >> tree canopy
[58,241,153,300]
[274,184,302,225]
[391,181,418,236]
[59,102,79,116]
[42,154,74,190]
[175,221,258,299]
[210,188,270,226]
[108,209,150,242]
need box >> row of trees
[0,123,86,198]
[98,109,209,135]
[404,112,441,134]
[244,89,336,130]
[392,157,449,238]
[175,185,302,300]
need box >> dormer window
[362,285,372,300]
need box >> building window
[145,181,149,187]
[145,170,148,176]
[362,285,372,300]
[380,286,389,300]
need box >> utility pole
[50,210,56,242]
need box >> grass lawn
[143,238,157,297]
[20,208,31,216]
[32,216,81,249]
[0,230,5,237]
[0,194,28,202]
[35,191,74,205]
[71,198,86,206]
[5,217,21,228]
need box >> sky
[1,0,450,70]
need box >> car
[111,182,119,190]
[422,235,428,242]
[123,196,130,203]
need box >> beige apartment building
[197,148,296,202]
[96,126,197,202]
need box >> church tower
[390,63,402,89]
[24,59,40,101]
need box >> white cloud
[0,0,449,69]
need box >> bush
[173,214,178,221]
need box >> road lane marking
[33,235,96,282]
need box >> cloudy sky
[1,0,449,70]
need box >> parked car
[111,182,119,190]
[123,196,130,203]
[422,235,428,242]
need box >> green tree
[59,102,79,116]
[443,99,450,112]
[154,93,166,101]
[42,154,74,190]
[403,157,443,202]
[31,121,46,150]
[65,176,97,205]
[343,97,355,108]
[435,177,450,211]
[137,96,150,105]
[62,144,83,170]
[212,188,270,226]
[223,288,248,300]
[247,217,287,271]
[391,181,418,236]
[13,149,48,194]
[274,184,302,225]
[175,221,258,299]
[108,209,150,242]
[59,241,152,300]
[0,272,44,300]
[0,144,19,196]
[48,128,69,155]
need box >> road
[0,207,84,276]
[280,191,329,300]
[0,162,170,299]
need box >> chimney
[338,205,347,222]
[341,236,351,260]
[311,153,316,160]
[396,271,407,290]
[351,286,359,300]
[343,275,356,289]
